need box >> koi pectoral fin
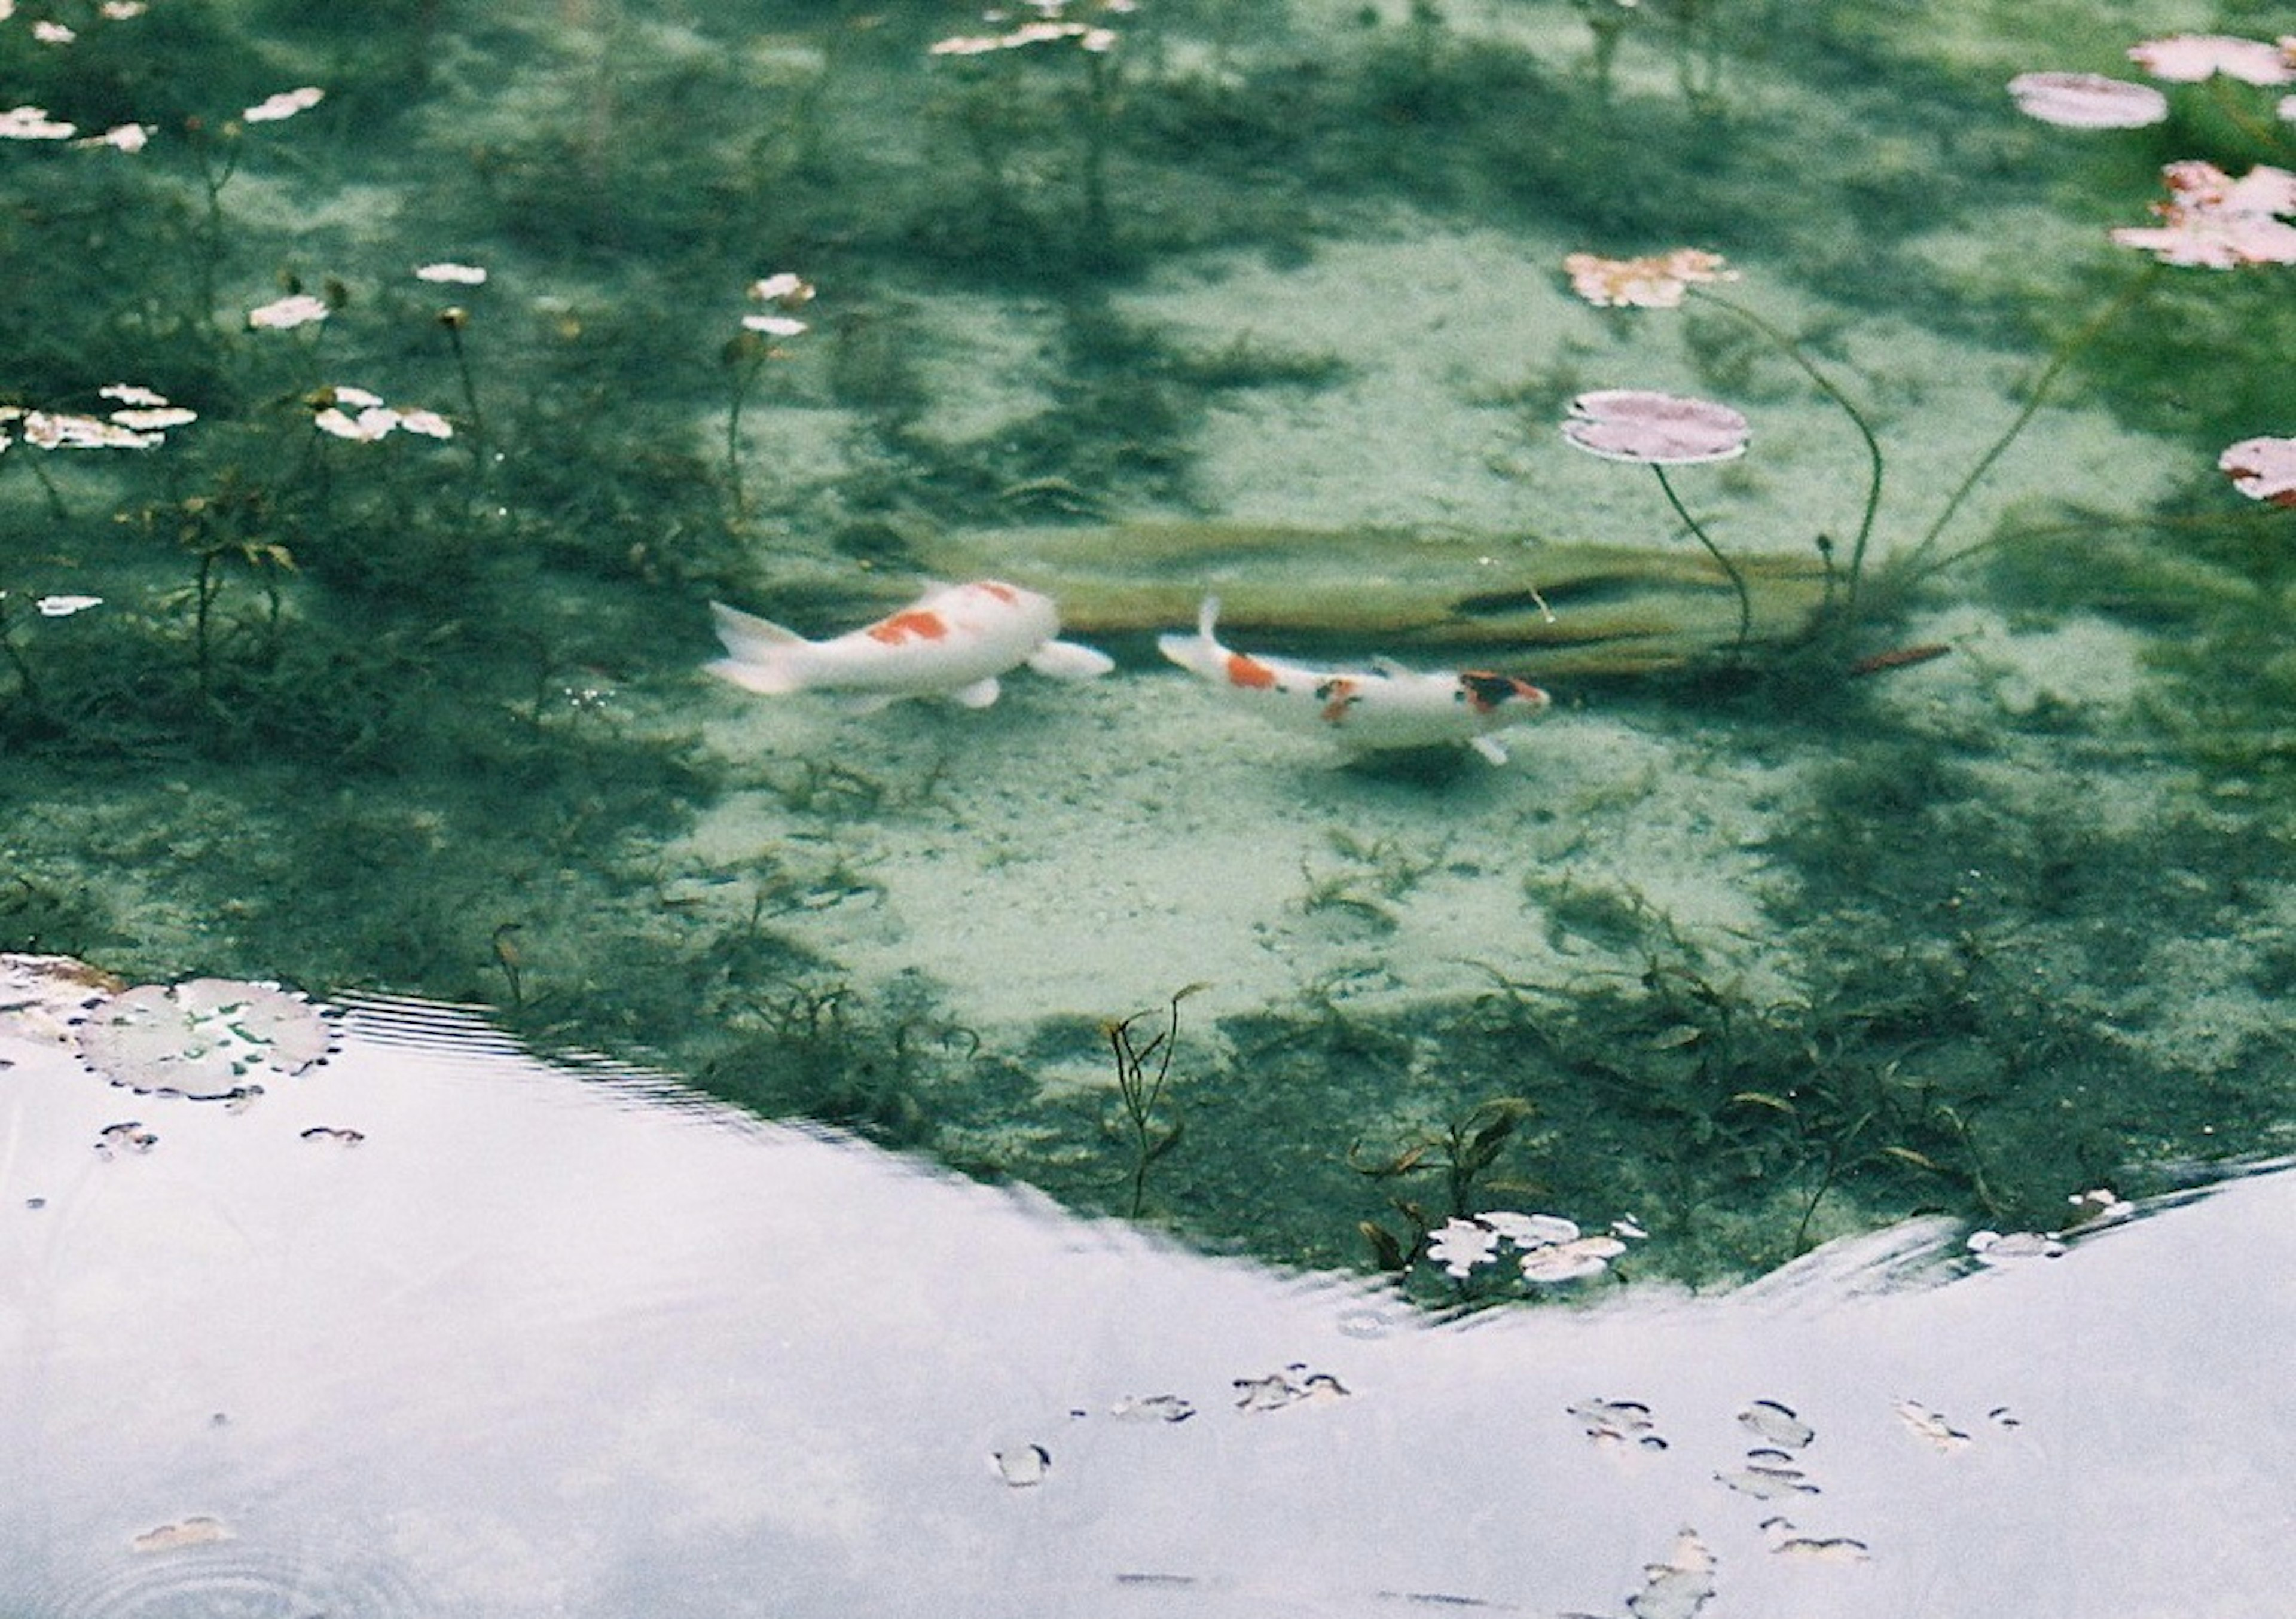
[949,677,1003,708]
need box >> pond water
[4,0,2295,1608]
[6,985,2293,1616]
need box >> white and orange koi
[707,579,1112,712]
[1156,597,1549,763]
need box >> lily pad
[77,978,338,1099]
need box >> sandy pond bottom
[3,992,2288,1618]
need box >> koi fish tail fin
[1027,639,1116,681]
[707,601,810,695]
[1156,595,1228,679]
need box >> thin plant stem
[1689,287,1885,616]
[441,311,490,480]
[1651,463,1752,653]
[1904,262,2161,575]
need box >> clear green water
[5,0,2295,1295]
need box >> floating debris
[130,1516,234,1553]
[1626,1528,1717,1619]
[1735,1398,1814,1450]
[299,1125,367,1147]
[1714,1462,1819,1501]
[247,292,331,330]
[1987,1406,2022,1431]
[94,1120,157,1157]
[1966,1229,2066,1263]
[242,85,325,123]
[1758,1517,1871,1563]
[1894,1400,1972,1453]
[990,1444,1051,1487]
[1232,1364,1351,1413]
[1567,1397,1667,1450]
[1109,1393,1195,1423]
[77,978,336,1099]
[1,954,126,1047]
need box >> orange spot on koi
[867,610,949,644]
[1225,653,1278,689]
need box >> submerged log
[911,523,1837,677]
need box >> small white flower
[102,1,150,16]
[329,385,386,408]
[248,293,331,330]
[35,595,103,617]
[393,408,454,439]
[416,261,488,285]
[1,105,78,141]
[100,383,169,407]
[23,410,158,450]
[33,20,74,43]
[243,87,325,124]
[1479,1211,1582,1248]
[740,313,808,337]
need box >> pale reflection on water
[3,997,2287,1618]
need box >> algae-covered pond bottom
[3,997,2289,1617]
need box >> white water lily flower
[741,313,809,337]
[329,385,386,408]
[35,595,103,617]
[1564,247,1736,308]
[248,293,331,329]
[1424,1217,1501,1278]
[32,19,73,42]
[100,383,168,407]
[416,261,488,285]
[243,86,325,123]
[393,408,454,439]
[0,105,78,140]
[101,0,149,16]
[750,271,813,304]
[2007,71,2169,129]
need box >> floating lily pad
[77,978,338,1099]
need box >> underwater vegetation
[4,1,2295,1291]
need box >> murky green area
[5,0,2295,1293]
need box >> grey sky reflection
[4,995,2288,1618]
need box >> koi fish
[1156,597,1549,764]
[707,579,1113,712]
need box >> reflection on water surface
[4,989,2291,1615]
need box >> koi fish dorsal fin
[1198,595,1223,637]
[708,601,810,695]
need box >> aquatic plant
[1103,982,1201,1219]
[1559,387,1755,651]
[723,270,815,518]
[927,0,1131,264]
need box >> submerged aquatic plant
[1103,982,1201,1219]
[928,0,1130,261]
[723,271,815,518]
[1560,387,1755,651]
